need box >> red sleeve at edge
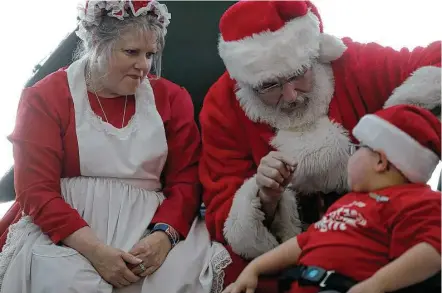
[344,39,441,114]
[388,191,441,259]
[10,87,88,244]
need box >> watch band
[151,223,180,248]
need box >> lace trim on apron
[84,86,155,140]
[0,216,33,289]
[210,246,233,293]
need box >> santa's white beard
[235,62,335,130]
[276,94,310,115]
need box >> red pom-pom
[273,1,308,22]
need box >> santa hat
[218,0,347,86]
[353,105,441,183]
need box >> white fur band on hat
[218,10,347,86]
[353,115,440,183]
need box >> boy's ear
[374,150,389,172]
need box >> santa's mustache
[278,94,310,111]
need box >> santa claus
[198,0,441,291]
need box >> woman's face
[101,29,158,97]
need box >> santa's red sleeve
[340,39,441,114]
[199,75,301,260]
[8,87,88,244]
[150,87,201,238]
[387,190,441,259]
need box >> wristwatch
[150,223,180,248]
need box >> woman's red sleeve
[9,87,88,244]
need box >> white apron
[0,58,231,293]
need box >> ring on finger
[139,263,146,272]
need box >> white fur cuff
[384,66,441,111]
[271,190,303,243]
[223,176,302,259]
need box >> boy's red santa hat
[218,0,347,86]
[353,105,441,184]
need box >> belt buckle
[300,266,335,288]
[319,270,335,288]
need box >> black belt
[278,265,358,292]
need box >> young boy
[222,105,441,293]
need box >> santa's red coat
[0,69,201,249]
[199,38,441,292]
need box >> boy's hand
[347,277,385,293]
[222,266,259,293]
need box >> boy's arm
[351,242,440,293]
[248,236,303,275]
[223,233,309,293]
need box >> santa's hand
[257,151,297,202]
